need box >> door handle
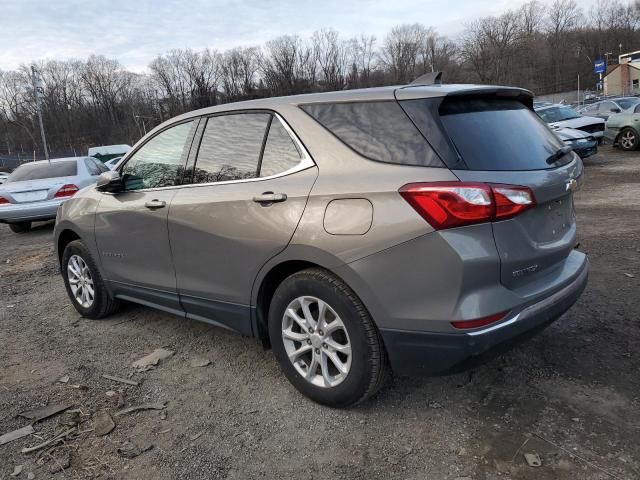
[253,192,287,205]
[145,199,166,210]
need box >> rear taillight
[492,185,535,220]
[54,184,79,199]
[451,311,508,330]
[0,196,9,206]
[399,182,535,230]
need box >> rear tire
[618,127,639,151]
[62,240,120,319]
[9,222,31,233]
[268,268,388,407]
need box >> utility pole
[31,65,49,162]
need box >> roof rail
[410,71,443,86]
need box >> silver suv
[55,84,588,407]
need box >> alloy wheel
[621,130,636,149]
[67,254,95,308]
[281,296,352,388]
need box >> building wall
[604,64,640,96]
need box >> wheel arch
[56,228,82,266]
[251,246,356,346]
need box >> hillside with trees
[1,0,638,159]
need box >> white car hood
[551,126,591,141]
[549,116,604,129]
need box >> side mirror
[611,108,621,113]
[96,170,123,193]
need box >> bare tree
[221,47,260,100]
[380,24,430,83]
[260,36,315,96]
[313,29,349,91]
[348,35,377,87]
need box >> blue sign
[594,59,606,75]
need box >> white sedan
[536,104,605,142]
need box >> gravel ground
[0,145,639,480]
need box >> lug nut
[315,348,320,354]
[308,328,313,333]
[322,343,327,349]
[318,330,324,336]
[307,339,312,345]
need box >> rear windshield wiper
[546,145,573,165]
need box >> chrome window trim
[115,111,315,193]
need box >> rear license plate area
[546,197,573,237]
[13,190,48,203]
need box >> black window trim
[183,109,315,188]
[299,99,447,169]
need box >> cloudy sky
[1,0,596,72]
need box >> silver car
[0,157,107,233]
[54,84,589,407]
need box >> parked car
[577,97,640,121]
[604,103,640,150]
[104,156,122,170]
[551,126,598,158]
[88,144,131,163]
[535,104,604,141]
[54,84,588,407]
[0,157,108,233]
[0,171,10,184]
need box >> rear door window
[301,101,443,167]
[403,98,566,171]
[8,160,77,182]
[193,113,270,183]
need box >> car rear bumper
[572,140,598,158]
[0,198,66,223]
[379,255,588,376]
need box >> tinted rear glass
[301,101,443,167]
[8,160,77,182]
[438,98,566,171]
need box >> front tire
[618,127,639,151]
[268,268,388,407]
[9,222,31,233]
[62,240,120,319]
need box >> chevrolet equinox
[54,83,588,407]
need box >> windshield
[536,106,581,123]
[7,160,77,182]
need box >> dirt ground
[0,145,639,480]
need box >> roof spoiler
[410,71,443,86]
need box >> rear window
[404,98,566,171]
[7,160,77,182]
[300,101,443,167]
